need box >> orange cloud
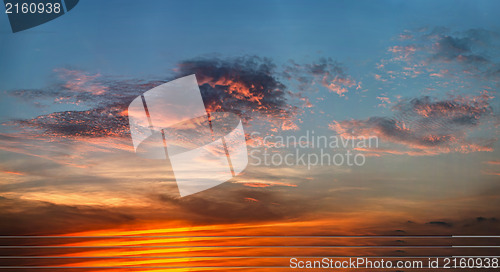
[241,181,298,188]
[55,68,108,96]
[1,170,24,175]
[330,94,496,156]
[484,160,500,165]
[482,170,500,176]
[388,45,417,61]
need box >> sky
[0,0,499,270]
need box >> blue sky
[0,0,497,134]
[1,0,500,86]
[0,0,499,123]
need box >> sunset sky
[0,0,499,270]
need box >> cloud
[410,216,500,233]
[475,216,497,223]
[7,56,319,139]
[6,55,359,142]
[373,27,500,114]
[427,28,500,67]
[6,69,166,139]
[388,45,417,62]
[54,68,109,96]
[240,181,298,188]
[482,171,500,176]
[484,160,500,165]
[1,170,24,176]
[8,69,162,108]
[426,221,453,227]
[174,56,302,129]
[381,28,500,83]
[0,197,136,235]
[376,96,392,107]
[330,93,497,156]
[13,107,131,138]
[283,58,358,96]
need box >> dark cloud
[431,35,487,63]
[423,28,498,63]
[475,216,497,223]
[0,174,322,235]
[176,56,296,121]
[393,95,493,127]
[8,70,163,108]
[283,57,358,96]
[157,187,286,224]
[426,221,453,228]
[0,197,135,235]
[152,177,328,225]
[398,216,500,235]
[7,72,164,138]
[388,27,500,82]
[330,94,496,155]
[13,107,131,138]
[7,56,312,137]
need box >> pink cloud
[376,96,391,107]
[54,68,108,96]
[484,160,500,165]
[330,94,496,156]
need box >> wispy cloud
[283,57,358,96]
[330,93,497,156]
[484,160,500,165]
[378,27,500,85]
